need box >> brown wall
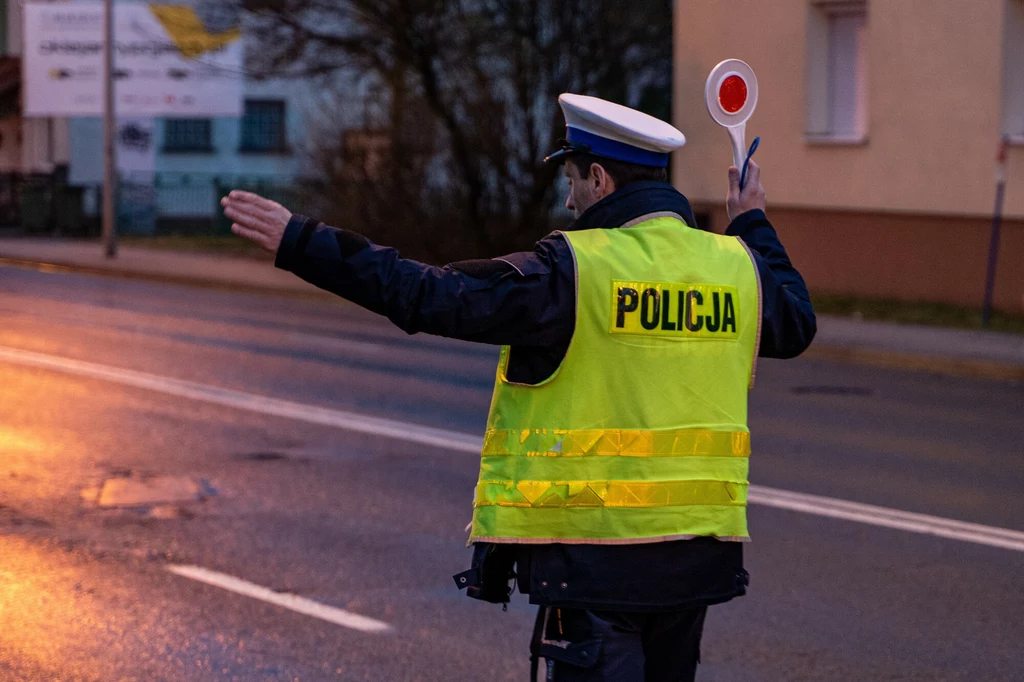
[697,205,1024,314]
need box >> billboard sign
[22,2,243,117]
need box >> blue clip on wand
[739,136,760,191]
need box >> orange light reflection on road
[1,365,74,503]
[0,536,108,678]
[0,428,45,454]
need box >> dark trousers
[530,605,707,681]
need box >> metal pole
[982,138,1008,327]
[101,0,117,258]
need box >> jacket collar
[569,181,697,232]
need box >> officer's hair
[568,153,668,187]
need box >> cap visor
[543,147,577,164]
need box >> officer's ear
[589,162,617,197]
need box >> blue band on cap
[566,127,670,167]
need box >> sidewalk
[0,237,322,296]
[2,237,1022,381]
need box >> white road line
[167,565,392,633]
[0,345,482,453]
[3,344,1022,553]
[749,486,1024,552]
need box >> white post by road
[101,0,117,258]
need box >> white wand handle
[727,124,746,172]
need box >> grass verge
[813,294,1024,335]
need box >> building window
[163,119,213,152]
[240,100,287,153]
[806,1,868,142]
[1004,0,1024,141]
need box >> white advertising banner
[22,2,243,117]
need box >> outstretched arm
[221,191,574,347]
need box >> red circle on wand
[718,75,747,114]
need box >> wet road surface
[1,264,1022,681]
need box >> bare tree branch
[246,0,672,258]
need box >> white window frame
[805,0,869,144]
[1003,0,1024,144]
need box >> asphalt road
[1,264,1022,682]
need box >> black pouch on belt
[453,542,517,606]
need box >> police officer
[222,93,816,681]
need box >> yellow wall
[673,0,1024,219]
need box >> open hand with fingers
[220,190,293,254]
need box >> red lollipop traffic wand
[705,60,760,189]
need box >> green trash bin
[54,185,86,235]
[213,178,232,235]
[19,181,53,234]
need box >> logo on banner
[118,122,152,153]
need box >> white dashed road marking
[166,565,392,633]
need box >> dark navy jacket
[275,180,816,612]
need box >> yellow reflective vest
[469,214,762,544]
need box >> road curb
[804,344,1024,383]
[0,254,332,301]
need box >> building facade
[66,77,315,233]
[0,0,72,177]
[674,0,1024,313]
[0,0,328,233]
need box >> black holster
[453,542,517,606]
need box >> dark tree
[244,0,672,259]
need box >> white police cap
[544,93,685,168]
